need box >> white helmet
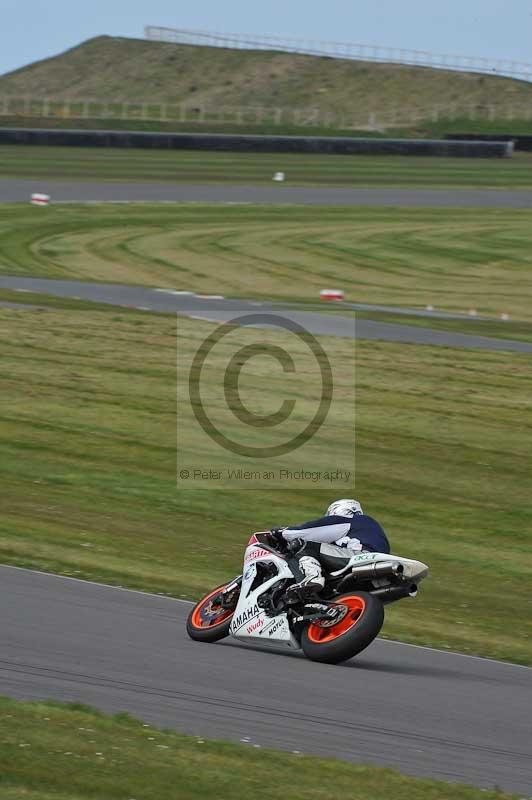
[326,499,363,518]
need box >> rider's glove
[285,536,305,555]
[269,527,286,548]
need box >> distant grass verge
[2,145,532,189]
[4,113,532,140]
[2,203,532,323]
[0,696,518,800]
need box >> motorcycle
[186,531,429,664]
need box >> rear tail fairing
[229,536,299,648]
[324,548,429,603]
[341,550,429,581]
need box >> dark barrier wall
[0,127,513,157]
[445,133,532,152]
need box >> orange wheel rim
[307,595,366,643]
[191,586,234,629]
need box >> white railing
[2,96,532,131]
[145,25,532,83]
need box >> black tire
[301,591,384,664]
[186,584,236,643]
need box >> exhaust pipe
[371,584,418,604]
[336,561,403,592]
[350,561,404,580]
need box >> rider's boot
[286,555,325,601]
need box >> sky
[2,0,531,77]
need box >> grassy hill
[1,35,532,116]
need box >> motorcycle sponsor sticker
[232,603,261,630]
[244,547,270,564]
[264,617,286,638]
[351,552,378,562]
[243,564,256,581]
[246,617,264,634]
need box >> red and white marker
[500,312,509,321]
[468,308,477,317]
[320,289,345,301]
[31,193,50,206]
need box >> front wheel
[301,591,384,664]
[186,584,236,643]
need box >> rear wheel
[301,591,384,664]
[186,584,237,643]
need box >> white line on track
[187,315,223,323]
[1,564,529,670]
[153,290,225,300]
[377,637,531,669]
[154,289,195,295]
[0,563,193,604]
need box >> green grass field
[0,302,531,664]
[3,145,532,188]
[1,203,532,323]
[0,697,517,800]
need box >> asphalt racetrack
[4,178,532,206]
[1,566,530,794]
[1,276,532,353]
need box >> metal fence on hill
[145,25,532,84]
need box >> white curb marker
[320,288,344,301]
[31,193,50,206]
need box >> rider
[271,499,390,600]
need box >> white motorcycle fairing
[321,543,429,583]
[229,537,300,649]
